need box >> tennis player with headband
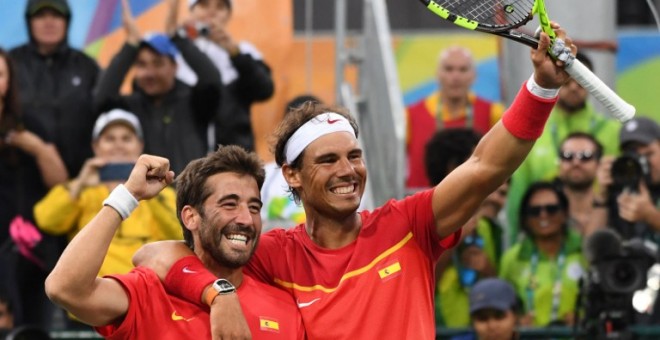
[133,22,577,339]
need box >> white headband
[284,112,356,164]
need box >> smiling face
[524,188,566,239]
[285,131,366,218]
[193,172,263,269]
[92,123,143,163]
[134,48,176,97]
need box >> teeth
[332,185,354,194]
[226,234,248,244]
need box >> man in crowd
[406,46,504,193]
[598,116,660,241]
[175,0,274,151]
[44,147,304,338]
[554,132,607,237]
[94,0,221,174]
[133,24,575,339]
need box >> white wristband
[103,184,139,220]
[526,73,560,99]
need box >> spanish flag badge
[260,317,280,333]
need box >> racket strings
[434,0,534,28]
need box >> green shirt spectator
[507,97,620,244]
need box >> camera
[610,153,650,194]
[579,229,657,339]
[178,22,210,39]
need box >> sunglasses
[526,204,562,217]
[559,150,597,162]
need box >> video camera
[579,229,657,339]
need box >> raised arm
[433,26,574,238]
[93,0,141,113]
[45,155,174,326]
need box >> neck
[195,249,244,287]
[37,43,60,56]
[440,92,469,116]
[305,212,361,249]
[534,233,564,258]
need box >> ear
[181,205,200,232]
[281,164,301,190]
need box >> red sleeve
[244,228,288,284]
[389,189,461,261]
[94,268,158,339]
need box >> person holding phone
[33,109,182,283]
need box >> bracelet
[526,73,560,99]
[102,184,138,220]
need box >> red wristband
[502,82,557,140]
[164,255,216,308]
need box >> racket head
[425,0,536,33]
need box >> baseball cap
[469,278,517,314]
[140,33,179,59]
[619,116,660,147]
[27,0,70,17]
[92,109,143,141]
[188,0,232,10]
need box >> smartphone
[99,163,134,182]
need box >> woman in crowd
[0,48,68,329]
[499,181,586,327]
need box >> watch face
[214,279,236,294]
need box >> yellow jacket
[34,184,182,277]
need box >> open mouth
[330,183,356,195]
[225,234,248,245]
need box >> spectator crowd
[0,0,659,339]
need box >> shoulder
[237,41,264,60]
[66,48,100,68]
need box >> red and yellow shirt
[96,268,304,340]
[246,190,460,340]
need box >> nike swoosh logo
[182,266,197,274]
[327,118,340,124]
[171,311,192,321]
[297,298,321,308]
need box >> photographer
[596,116,660,241]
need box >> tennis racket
[419,0,635,122]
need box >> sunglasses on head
[526,204,562,217]
[559,150,596,162]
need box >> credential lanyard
[436,97,473,130]
[526,245,566,322]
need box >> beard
[562,175,594,192]
[199,221,258,269]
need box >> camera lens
[605,259,644,293]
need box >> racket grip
[564,60,635,122]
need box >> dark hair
[284,95,322,116]
[175,145,265,248]
[576,52,593,71]
[0,49,21,131]
[559,131,603,161]
[424,128,482,185]
[271,101,358,203]
[518,181,570,237]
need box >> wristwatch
[205,279,236,306]
[213,278,236,295]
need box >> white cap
[92,109,143,141]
